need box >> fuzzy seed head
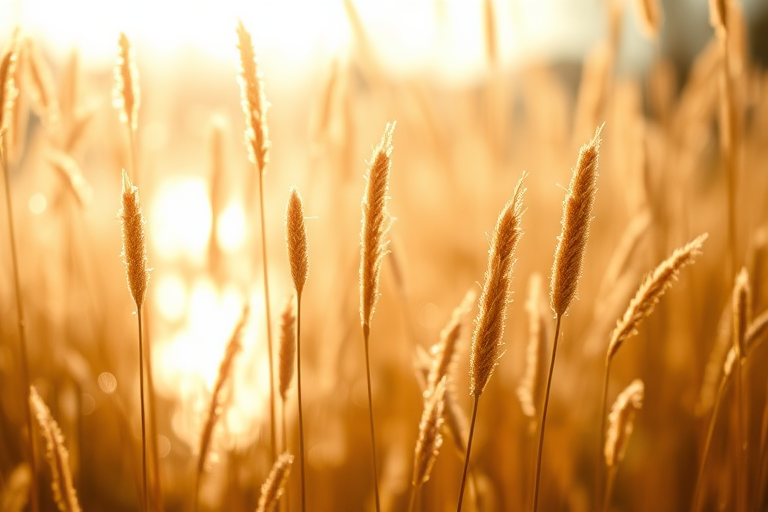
[470,174,526,396]
[605,379,644,467]
[113,32,139,132]
[412,377,446,486]
[286,186,309,295]
[278,296,297,401]
[236,20,270,173]
[119,169,149,308]
[256,454,294,512]
[426,289,476,397]
[0,37,19,143]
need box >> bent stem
[456,395,480,512]
[1,140,39,512]
[297,293,307,512]
[597,360,611,512]
[691,375,728,512]
[363,324,382,512]
[137,309,148,512]
[532,316,563,512]
[256,168,278,463]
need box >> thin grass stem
[456,394,480,512]
[137,309,148,512]
[296,293,306,512]
[363,325,381,512]
[597,360,610,512]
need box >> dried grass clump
[119,169,149,308]
[607,233,707,359]
[605,379,644,467]
[256,454,294,512]
[236,20,270,173]
[360,122,395,334]
[278,296,297,401]
[550,125,601,318]
[470,173,526,396]
[113,32,139,133]
[286,186,309,295]
[412,377,447,486]
[29,387,82,512]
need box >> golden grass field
[1,0,768,511]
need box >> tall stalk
[456,396,479,512]
[363,325,381,512]
[296,295,306,512]
[137,309,148,512]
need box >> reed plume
[235,19,277,463]
[535,126,601,512]
[1,33,38,512]
[458,172,526,512]
[359,122,396,512]
[550,124,601,318]
[119,168,150,512]
[517,273,546,420]
[194,305,249,512]
[257,454,294,512]
[278,296,297,402]
[408,378,447,512]
[633,0,662,39]
[113,32,139,134]
[426,289,476,396]
[602,380,644,512]
[29,387,82,512]
[285,186,309,512]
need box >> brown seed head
[412,377,446,486]
[278,296,297,401]
[604,379,644,467]
[360,122,395,334]
[113,32,139,133]
[236,20,270,173]
[551,125,601,318]
[470,173,526,396]
[29,386,82,512]
[197,305,249,479]
[119,169,149,308]
[286,186,309,295]
[256,453,294,512]
[607,233,707,360]
[426,289,476,397]
[733,267,750,360]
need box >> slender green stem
[1,139,39,512]
[596,360,610,512]
[456,395,480,512]
[137,308,148,512]
[532,316,562,512]
[691,375,728,512]
[297,294,307,512]
[363,324,381,512]
[256,169,278,464]
[601,466,617,512]
[407,483,420,512]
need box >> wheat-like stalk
[517,273,546,420]
[604,380,644,467]
[120,169,149,308]
[550,124,601,318]
[194,305,249,510]
[0,36,19,143]
[236,19,270,174]
[426,289,476,397]
[633,0,662,39]
[286,186,309,295]
[733,267,750,359]
[29,387,82,512]
[732,267,750,512]
[278,296,297,402]
[48,150,92,208]
[607,233,708,359]
[257,454,294,512]
[24,37,58,126]
[458,172,526,512]
[113,32,139,134]
[408,378,447,512]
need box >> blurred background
[0,0,767,511]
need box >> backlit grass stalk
[236,19,277,464]
[0,38,39,512]
[286,186,308,512]
[408,378,446,512]
[732,268,750,512]
[119,170,150,512]
[359,123,396,512]
[599,234,706,511]
[277,297,296,512]
[113,32,139,182]
[193,306,249,512]
[457,173,526,512]
[257,454,294,512]
[534,127,601,512]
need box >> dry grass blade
[360,122,395,334]
[29,387,82,512]
[256,454,294,512]
[24,37,58,126]
[443,384,469,454]
[286,186,309,295]
[426,289,476,397]
[48,150,93,207]
[470,173,526,396]
[236,19,270,173]
[607,233,707,359]
[196,305,249,484]
[0,464,30,512]
[733,267,750,359]
[119,169,149,309]
[412,377,447,486]
[604,380,644,467]
[550,125,601,318]
[278,296,297,401]
[518,273,546,419]
[113,32,139,133]
[633,0,662,39]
